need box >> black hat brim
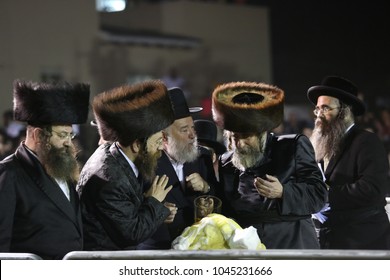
[307,85,366,116]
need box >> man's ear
[130,139,142,153]
[32,127,44,143]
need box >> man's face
[314,95,341,132]
[36,125,79,181]
[135,131,163,182]
[229,131,264,170]
[310,95,348,162]
[164,116,198,163]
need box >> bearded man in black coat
[137,88,218,249]
[78,80,178,250]
[212,81,327,249]
[0,80,90,259]
[308,76,390,249]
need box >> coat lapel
[157,153,186,205]
[325,125,357,178]
[109,143,142,202]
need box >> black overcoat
[322,125,390,249]
[77,143,170,250]
[219,133,327,249]
[0,144,82,259]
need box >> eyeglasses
[313,106,340,116]
[51,130,76,140]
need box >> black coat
[219,133,327,249]
[77,143,170,250]
[137,147,218,249]
[0,144,82,259]
[321,125,390,249]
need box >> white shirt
[54,178,70,201]
[165,151,185,187]
[116,142,139,178]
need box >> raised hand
[145,175,173,202]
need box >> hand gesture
[145,175,172,202]
[254,174,283,199]
[163,202,177,224]
[186,172,209,193]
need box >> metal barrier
[63,249,390,260]
[0,253,42,260]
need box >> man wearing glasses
[0,80,90,259]
[308,75,390,249]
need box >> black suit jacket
[322,125,390,249]
[137,147,217,249]
[78,143,170,250]
[0,144,82,259]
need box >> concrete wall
[98,1,271,106]
[0,0,99,116]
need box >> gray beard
[310,116,348,162]
[166,136,199,164]
[231,136,265,171]
[232,149,264,171]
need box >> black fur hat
[93,80,174,146]
[212,81,284,133]
[13,80,90,125]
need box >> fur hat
[212,81,284,133]
[93,80,174,146]
[13,80,90,125]
[307,76,366,116]
[194,119,226,155]
[168,87,202,120]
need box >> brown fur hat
[212,81,284,133]
[13,80,90,125]
[93,80,174,146]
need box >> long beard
[165,136,199,164]
[231,139,264,171]
[310,115,348,162]
[37,141,80,182]
[134,149,161,182]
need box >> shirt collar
[115,142,139,178]
[345,123,355,133]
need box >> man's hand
[163,202,177,224]
[254,174,283,199]
[145,175,172,202]
[186,173,209,193]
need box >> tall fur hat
[13,80,90,125]
[93,80,174,146]
[212,81,284,133]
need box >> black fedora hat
[168,87,202,120]
[307,76,365,116]
[194,119,226,155]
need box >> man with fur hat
[77,80,178,250]
[308,76,390,249]
[137,88,218,249]
[212,81,327,249]
[0,80,90,259]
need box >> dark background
[250,0,390,107]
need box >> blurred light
[96,0,126,12]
